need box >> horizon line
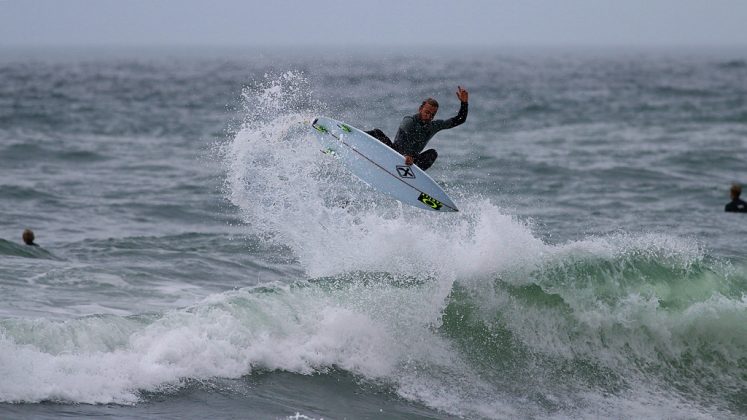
[2,42,747,50]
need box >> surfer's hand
[405,155,414,166]
[456,86,468,103]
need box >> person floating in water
[725,183,747,213]
[22,229,39,246]
[366,86,469,171]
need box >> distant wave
[652,84,718,98]
[717,60,747,69]
[0,239,54,259]
[0,142,110,163]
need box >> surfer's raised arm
[456,85,469,103]
[438,86,469,130]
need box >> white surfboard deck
[311,116,458,212]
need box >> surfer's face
[418,103,438,122]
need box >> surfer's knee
[366,129,393,148]
[422,149,438,161]
[366,128,385,137]
[415,149,438,171]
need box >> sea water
[1,46,746,419]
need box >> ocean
[1,46,746,419]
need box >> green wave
[441,249,747,413]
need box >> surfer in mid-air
[366,86,469,170]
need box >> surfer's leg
[365,129,394,148]
[414,149,438,170]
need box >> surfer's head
[22,229,35,245]
[418,98,439,123]
[731,183,742,199]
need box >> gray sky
[1,0,746,47]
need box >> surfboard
[310,116,459,212]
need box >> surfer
[725,183,747,212]
[366,86,469,170]
[22,229,39,246]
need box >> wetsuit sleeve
[434,102,468,131]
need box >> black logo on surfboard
[396,166,415,179]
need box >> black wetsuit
[725,198,747,212]
[366,101,468,171]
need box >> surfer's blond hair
[420,98,439,109]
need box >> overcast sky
[1,0,746,48]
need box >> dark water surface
[1,46,746,419]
